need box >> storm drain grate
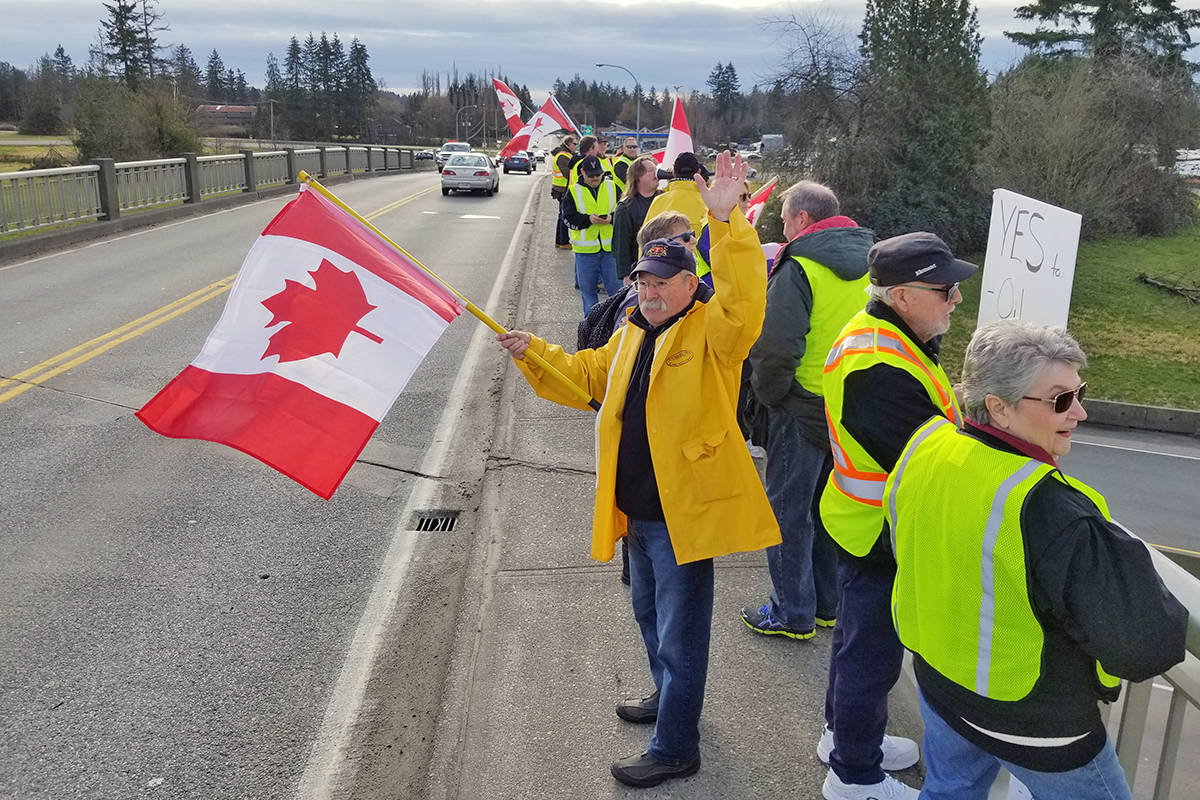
[412,510,460,532]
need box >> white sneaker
[817,725,920,771]
[822,769,919,800]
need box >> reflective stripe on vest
[553,152,571,187]
[885,418,1118,701]
[568,182,617,252]
[611,154,633,195]
[819,309,962,556]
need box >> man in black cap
[562,154,621,315]
[644,152,709,236]
[817,231,978,800]
[497,152,780,789]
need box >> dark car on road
[415,150,435,161]
[503,152,533,174]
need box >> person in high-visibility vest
[738,181,873,649]
[818,231,978,800]
[611,155,663,281]
[551,136,578,250]
[567,135,599,187]
[887,321,1186,800]
[562,155,620,315]
[610,137,638,196]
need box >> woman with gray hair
[883,320,1185,799]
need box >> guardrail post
[181,152,201,204]
[318,148,328,179]
[93,158,120,220]
[342,146,351,175]
[402,149,413,170]
[240,149,257,193]
[284,148,297,184]
[365,146,376,173]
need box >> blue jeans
[918,692,1133,800]
[824,559,904,785]
[574,250,619,316]
[626,518,714,763]
[763,408,839,630]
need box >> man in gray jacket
[740,181,874,640]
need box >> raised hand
[694,150,749,223]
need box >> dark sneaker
[739,604,815,639]
[611,751,700,788]
[616,689,659,723]
[816,615,837,628]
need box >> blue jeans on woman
[918,691,1132,799]
[574,250,620,316]
[626,518,714,763]
[763,407,840,631]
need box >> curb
[1083,399,1200,437]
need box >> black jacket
[917,424,1189,772]
[748,224,874,447]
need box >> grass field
[942,226,1200,410]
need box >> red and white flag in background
[491,78,525,137]
[498,94,579,159]
[746,176,778,227]
[137,187,464,499]
[661,97,694,171]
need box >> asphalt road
[0,171,1196,800]
[0,167,545,799]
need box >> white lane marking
[1073,438,1200,462]
[422,211,439,215]
[460,214,501,220]
[296,179,539,800]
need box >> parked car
[436,141,472,172]
[441,153,500,196]
[415,150,435,161]
[503,152,533,174]
[534,149,547,162]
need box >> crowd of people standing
[497,141,1188,799]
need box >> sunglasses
[903,282,960,300]
[1022,382,1087,413]
[739,193,751,202]
[667,230,696,243]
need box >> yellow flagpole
[296,171,602,412]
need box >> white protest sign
[978,189,1082,328]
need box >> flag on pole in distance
[492,78,524,136]
[746,176,778,227]
[136,187,464,499]
[546,94,581,135]
[661,97,694,171]
[498,94,577,159]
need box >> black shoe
[615,689,659,723]
[739,604,815,639]
[611,750,700,788]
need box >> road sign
[978,188,1082,329]
[580,125,593,135]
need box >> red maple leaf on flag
[260,259,383,363]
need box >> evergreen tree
[100,0,150,89]
[0,62,29,123]
[136,0,168,79]
[20,55,65,134]
[52,45,75,82]
[344,38,377,139]
[169,44,202,99]
[205,49,225,100]
[1008,0,1200,61]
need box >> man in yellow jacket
[497,152,780,789]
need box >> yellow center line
[0,183,435,407]
[1150,542,1200,559]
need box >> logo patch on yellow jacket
[665,350,694,367]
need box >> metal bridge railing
[0,144,418,236]
[0,165,101,234]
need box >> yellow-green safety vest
[886,417,1121,700]
[791,257,870,395]
[611,153,634,196]
[568,181,618,253]
[553,152,572,188]
[819,309,962,556]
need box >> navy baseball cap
[868,232,979,287]
[631,238,697,279]
[579,155,604,176]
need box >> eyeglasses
[624,144,638,150]
[1021,382,1087,414]
[633,273,686,292]
[903,282,960,300]
[739,193,751,202]
[667,230,696,243]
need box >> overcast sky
[3,0,1197,101]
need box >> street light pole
[455,104,478,143]
[596,63,641,153]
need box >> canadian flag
[492,78,525,137]
[661,97,695,171]
[498,94,578,159]
[137,187,464,499]
[746,176,778,227]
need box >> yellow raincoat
[515,211,781,564]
